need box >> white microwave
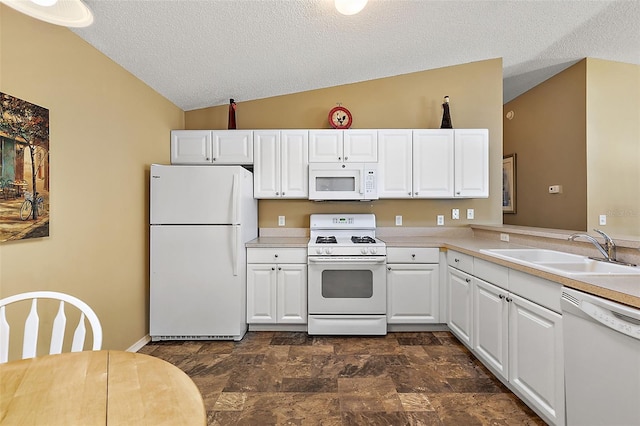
[308,163,378,201]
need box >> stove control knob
[361,248,368,254]
[316,248,323,254]
[324,248,333,255]
[370,248,377,255]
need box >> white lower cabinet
[247,248,307,324]
[449,252,565,426]
[386,248,440,324]
[446,266,474,347]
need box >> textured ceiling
[71,0,640,111]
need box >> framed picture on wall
[502,154,516,214]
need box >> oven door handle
[308,257,386,263]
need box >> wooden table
[0,350,206,425]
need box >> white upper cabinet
[171,130,253,164]
[377,130,413,198]
[413,129,455,198]
[254,130,309,199]
[454,129,489,198]
[170,130,213,164]
[377,128,489,199]
[309,130,377,163]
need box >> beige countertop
[381,235,640,309]
[246,233,640,309]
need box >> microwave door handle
[359,172,365,195]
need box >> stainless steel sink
[479,248,640,276]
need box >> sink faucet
[568,229,616,262]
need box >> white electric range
[307,214,387,335]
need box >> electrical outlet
[467,209,474,220]
[549,185,562,194]
[452,209,460,220]
[599,215,607,225]
[437,215,445,226]
[278,216,285,226]
[395,215,403,226]
[500,233,510,242]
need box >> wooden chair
[0,291,102,363]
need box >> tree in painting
[0,93,49,221]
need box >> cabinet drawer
[447,250,474,274]
[474,258,508,290]
[247,248,307,264]
[508,270,562,313]
[387,248,439,263]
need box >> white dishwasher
[561,287,640,426]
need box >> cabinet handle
[465,278,471,283]
[454,258,460,263]
[414,192,418,195]
[282,192,285,196]
[213,158,217,161]
[274,254,278,258]
[344,156,348,160]
[278,267,282,271]
[499,294,505,300]
[205,157,210,161]
[276,192,279,195]
[506,297,512,303]
[338,157,341,160]
[271,267,275,270]
[387,267,391,271]
[411,254,416,258]
[408,192,411,195]
[456,191,460,195]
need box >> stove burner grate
[351,236,376,244]
[316,236,337,244]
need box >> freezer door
[151,164,247,224]
[150,225,247,338]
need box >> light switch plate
[395,215,402,226]
[599,215,606,225]
[467,209,474,220]
[278,216,285,226]
[452,209,460,220]
[437,215,445,226]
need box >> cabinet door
[247,264,277,323]
[309,130,343,162]
[508,293,565,426]
[473,279,508,379]
[377,130,413,198]
[253,131,280,198]
[447,266,473,347]
[276,264,307,324]
[212,130,253,164]
[280,130,309,198]
[343,130,378,162]
[412,129,454,198]
[454,129,488,197]
[387,264,439,324]
[170,130,213,164]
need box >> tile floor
[139,331,544,425]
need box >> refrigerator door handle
[232,173,240,225]
[232,226,240,276]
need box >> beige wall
[503,58,640,238]
[0,6,183,351]
[586,59,640,238]
[186,59,504,229]
[503,60,588,231]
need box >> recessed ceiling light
[1,0,93,27]
[335,0,368,15]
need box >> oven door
[308,256,386,314]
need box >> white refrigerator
[150,164,257,341]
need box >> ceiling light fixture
[1,0,93,27]
[335,0,368,15]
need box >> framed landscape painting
[0,92,50,242]
[502,154,516,214]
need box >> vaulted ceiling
[71,0,640,111]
